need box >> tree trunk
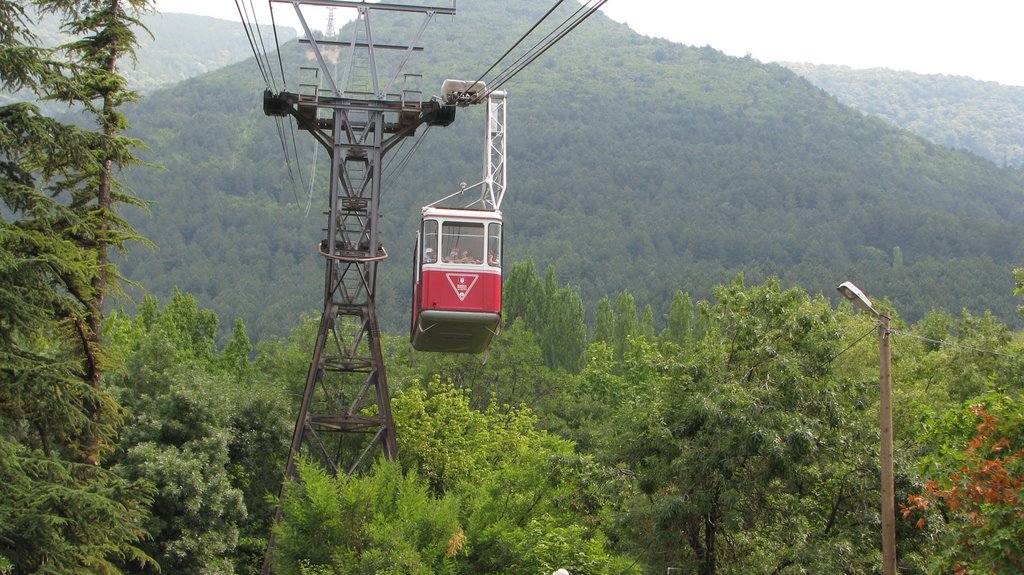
[84,0,123,466]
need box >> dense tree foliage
[274,378,637,575]
[602,278,884,573]
[267,268,1024,574]
[106,291,293,575]
[904,397,1024,574]
[9,263,1024,573]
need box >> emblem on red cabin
[446,273,479,302]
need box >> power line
[889,328,1019,359]
[827,325,877,364]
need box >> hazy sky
[155,0,1024,87]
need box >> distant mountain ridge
[783,62,1024,169]
[134,13,296,93]
[115,0,1024,342]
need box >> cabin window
[487,222,501,267]
[422,220,438,263]
[442,221,484,264]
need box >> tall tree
[541,283,587,372]
[592,295,614,346]
[664,289,693,346]
[55,0,152,463]
[640,303,655,341]
[613,290,637,360]
[0,0,155,571]
[609,277,882,574]
[503,259,544,331]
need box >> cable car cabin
[411,207,502,353]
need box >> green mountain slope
[118,0,1024,342]
[784,62,1024,169]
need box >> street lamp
[837,280,896,575]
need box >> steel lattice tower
[260,2,457,572]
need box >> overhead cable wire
[249,0,281,91]
[304,140,319,216]
[274,115,305,204]
[466,0,566,95]
[268,0,289,90]
[240,0,280,91]
[470,0,608,102]
[485,0,607,94]
[825,325,877,365]
[237,0,306,204]
[481,1,591,91]
[383,126,433,192]
[286,117,307,204]
[236,0,272,89]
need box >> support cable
[470,0,607,103]
[268,0,289,90]
[274,115,306,204]
[383,126,432,192]
[466,0,565,93]
[236,0,272,89]
[304,139,319,216]
[888,328,1020,359]
[238,0,282,91]
[240,0,306,204]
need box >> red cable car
[410,81,507,354]
[410,207,502,353]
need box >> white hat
[553,570,569,575]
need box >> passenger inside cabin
[447,247,460,262]
[424,248,436,263]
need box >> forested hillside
[785,62,1024,169]
[118,0,1024,343]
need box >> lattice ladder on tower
[259,2,458,573]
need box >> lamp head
[837,281,878,316]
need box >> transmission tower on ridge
[260,1,457,572]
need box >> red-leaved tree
[904,404,1024,574]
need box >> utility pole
[879,311,896,575]
[838,281,897,575]
[260,2,456,573]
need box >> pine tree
[0,0,155,571]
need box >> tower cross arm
[269,0,455,16]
